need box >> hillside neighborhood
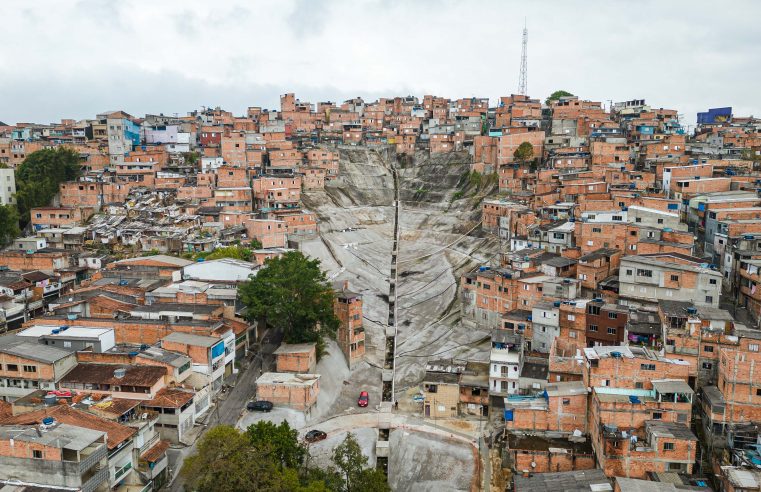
[1,91,761,492]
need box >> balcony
[82,466,109,492]
[79,442,108,472]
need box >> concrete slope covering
[300,146,498,488]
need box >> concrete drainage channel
[377,157,400,475]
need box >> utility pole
[518,19,528,96]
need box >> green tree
[182,425,329,492]
[246,420,306,470]
[545,90,574,106]
[513,141,535,167]
[238,251,339,356]
[14,147,82,225]
[331,433,390,492]
[182,426,291,492]
[195,245,253,262]
[0,205,20,247]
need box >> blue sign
[211,341,225,359]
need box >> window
[569,331,577,339]
[562,398,570,405]
[6,364,18,372]
[702,362,713,370]
[750,344,760,352]
[22,365,36,373]
[608,312,618,319]
[635,382,644,389]
[709,278,717,285]
[32,450,43,459]
[703,345,714,353]
[641,364,656,371]
[670,275,679,282]
[657,218,664,224]
[652,412,662,420]
[706,296,713,303]
[635,217,642,223]
[592,227,602,233]
[626,269,633,276]
[757,388,761,396]
[588,324,598,332]
[663,442,674,451]
[637,269,653,277]
[567,314,575,321]
[607,327,617,335]
[612,215,622,221]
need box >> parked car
[247,400,273,412]
[304,430,327,443]
[357,391,369,407]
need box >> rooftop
[61,363,167,387]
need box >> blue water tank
[629,395,641,404]
[504,409,514,421]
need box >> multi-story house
[489,331,522,396]
[333,281,365,368]
[619,253,722,310]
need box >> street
[166,328,282,491]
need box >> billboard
[697,107,732,125]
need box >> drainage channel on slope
[377,156,400,477]
[382,160,400,404]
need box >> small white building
[0,168,16,206]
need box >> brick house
[333,281,365,368]
[273,343,317,373]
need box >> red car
[357,391,369,407]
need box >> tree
[182,425,329,492]
[513,142,535,167]
[182,426,292,492]
[0,205,20,247]
[14,147,82,225]
[238,251,339,356]
[331,433,390,492]
[545,90,574,106]
[196,244,253,262]
[246,420,306,470]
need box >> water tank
[51,329,60,335]
[43,394,58,406]
[128,352,139,357]
[553,301,561,307]
[42,417,55,426]
[140,344,149,351]
[197,257,205,262]
[113,368,127,379]
[59,326,69,331]
[610,351,622,358]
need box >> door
[424,404,430,417]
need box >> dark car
[247,400,273,412]
[357,391,369,407]
[304,430,327,443]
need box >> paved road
[167,328,281,491]
[216,328,282,425]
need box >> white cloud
[0,0,759,124]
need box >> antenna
[518,19,528,96]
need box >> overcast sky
[1,0,759,126]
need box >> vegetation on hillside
[14,148,82,226]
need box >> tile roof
[142,387,195,408]
[141,439,170,462]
